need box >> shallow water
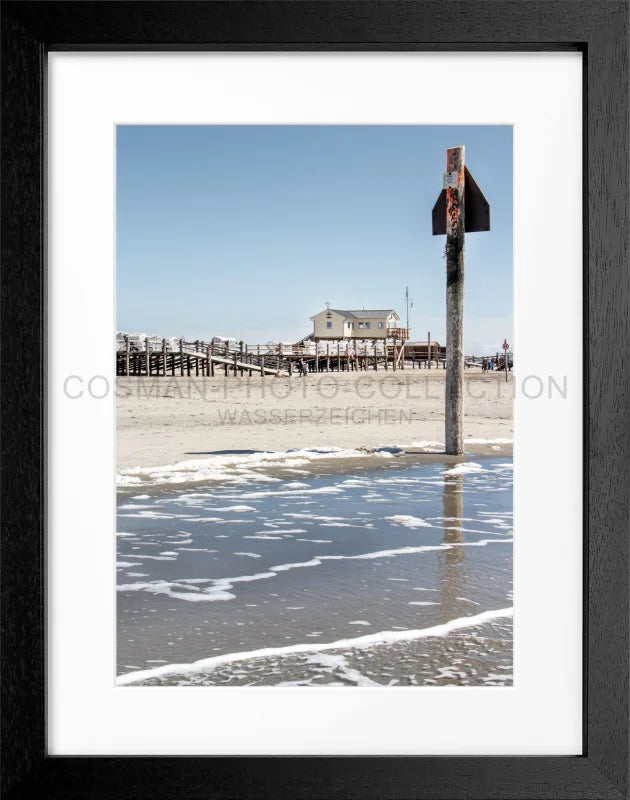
[117,456,513,686]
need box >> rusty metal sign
[432,167,490,235]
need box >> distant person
[299,357,307,377]
[482,358,488,372]
[488,359,494,371]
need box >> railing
[389,327,410,339]
[116,336,410,359]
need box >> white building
[310,308,403,340]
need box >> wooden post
[392,338,397,371]
[161,338,167,376]
[337,342,341,372]
[427,331,431,369]
[315,342,319,373]
[145,339,151,376]
[445,146,465,454]
[125,336,130,377]
[179,339,184,377]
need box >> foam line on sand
[117,606,513,685]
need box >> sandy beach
[116,370,512,471]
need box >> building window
[365,322,371,329]
[326,321,332,328]
[377,322,384,328]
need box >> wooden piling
[445,146,466,455]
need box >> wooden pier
[116,335,507,378]
[115,335,448,377]
[117,339,292,378]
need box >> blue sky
[117,125,512,353]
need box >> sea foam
[117,607,513,685]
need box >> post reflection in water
[438,464,468,619]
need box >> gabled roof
[328,309,398,319]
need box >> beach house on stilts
[310,307,408,341]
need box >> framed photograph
[1,2,627,798]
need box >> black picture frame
[1,2,628,798]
